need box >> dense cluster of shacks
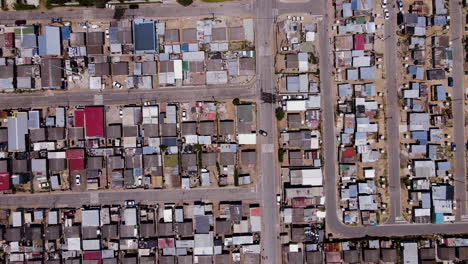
[0,100,258,193]
[333,0,386,225]
[0,16,255,90]
[274,16,326,262]
[399,0,456,223]
[284,237,468,263]
[0,201,263,263]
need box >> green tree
[232,98,240,105]
[275,107,285,121]
[177,0,193,6]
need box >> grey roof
[286,54,299,69]
[306,251,323,264]
[229,27,244,41]
[0,160,7,172]
[0,65,14,79]
[438,247,456,260]
[120,224,136,238]
[70,32,86,46]
[199,121,215,136]
[237,105,253,122]
[29,128,46,142]
[160,256,175,264]
[24,226,42,241]
[87,156,103,169]
[143,124,159,137]
[101,224,118,239]
[240,57,255,71]
[49,158,67,171]
[123,125,138,137]
[160,61,174,73]
[161,123,177,137]
[0,128,7,143]
[82,226,99,239]
[219,120,235,135]
[195,215,211,234]
[87,32,104,46]
[220,152,236,166]
[125,155,142,168]
[106,124,122,139]
[177,256,193,264]
[381,248,397,262]
[139,222,156,237]
[363,249,380,263]
[202,152,216,166]
[111,62,129,76]
[47,127,65,141]
[142,61,158,75]
[143,155,161,168]
[244,253,260,264]
[175,221,193,236]
[40,58,63,89]
[157,222,173,236]
[215,255,230,264]
[181,122,197,136]
[288,252,303,264]
[165,29,180,43]
[140,256,156,264]
[122,256,137,264]
[5,228,21,242]
[215,219,232,234]
[93,63,111,76]
[12,159,28,173]
[181,153,197,169]
[182,28,197,42]
[134,20,156,52]
[103,259,118,264]
[197,256,212,264]
[44,225,61,240]
[241,150,257,165]
[63,225,80,238]
[68,127,84,140]
[343,250,360,263]
[212,27,227,41]
[109,156,125,170]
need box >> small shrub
[275,107,285,121]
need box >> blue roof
[161,137,177,146]
[133,19,156,53]
[433,15,447,25]
[349,184,358,198]
[411,82,420,90]
[433,213,444,224]
[436,85,446,101]
[38,26,61,56]
[61,26,71,40]
[421,192,431,209]
[359,67,375,80]
[181,43,189,52]
[351,0,358,9]
[416,67,424,80]
[412,131,428,144]
[437,161,451,171]
[347,69,359,80]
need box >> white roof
[238,133,257,144]
[67,237,81,251]
[414,208,431,217]
[12,212,22,227]
[124,208,137,226]
[301,168,323,186]
[82,239,101,250]
[48,151,66,159]
[306,31,315,42]
[82,209,100,227]
[89,76,102,90]
[364,168,375,179]
[182,51,205,62]
[286,100,306,111]
[174,60,182,79]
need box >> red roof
[84,107,104,138]
[74,110,85,127]
[343,147,356,158]
[354,34,364,50]
[66,149,84,159]
[158,238,175,248]
[69,158,84,171]
[4,33,14,48]
[0,172,10,191]
[250,207,261,217]
[83,251,102,260]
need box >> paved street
[449,0,467,220]
[383,0,403,224]
[0,187,258,208]
[0,83,255,109]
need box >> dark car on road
[259,130,268,137]
[448,77,454,87]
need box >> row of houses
[0,16,255,91]
[333,0,387,225]
[0,101,259,193]
[399,0,456,223]
[0,201,262,264]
